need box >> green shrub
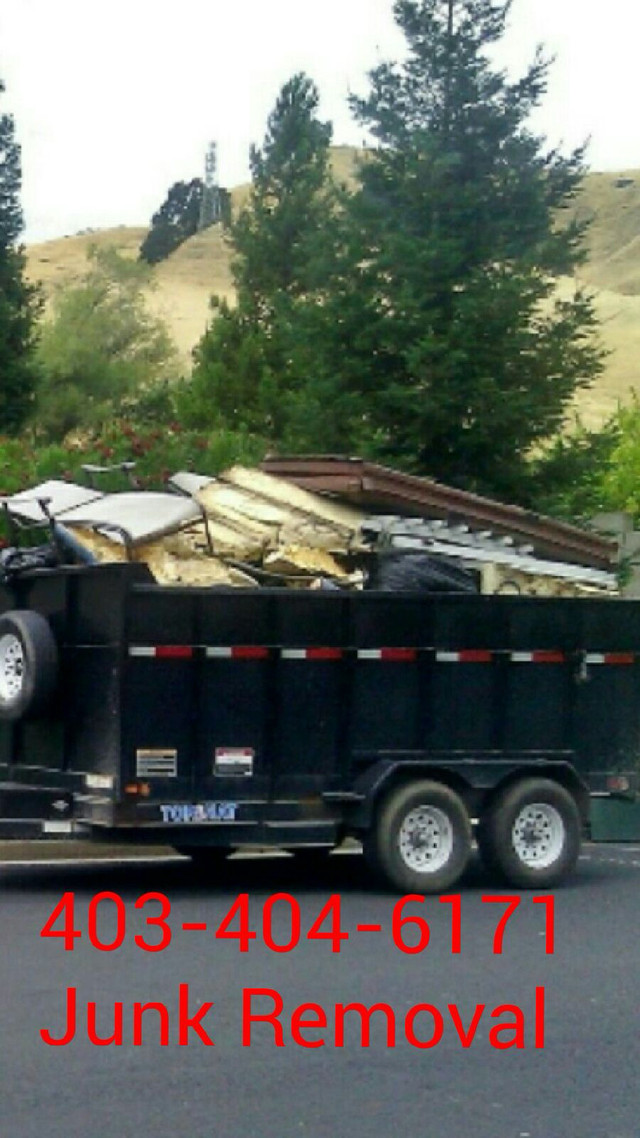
[0,421,267,499]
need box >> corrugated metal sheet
[261,456,617,571]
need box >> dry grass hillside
[25,148,640,428]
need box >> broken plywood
[222,465,364,536]
[263,545,349,579]
[195,468,367,558]
[66,526,255,587]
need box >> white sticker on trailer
[137,749,178,778]
[214,748,254,777]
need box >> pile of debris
[2,466,367,589]
[0,464,619,596]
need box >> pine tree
[0,81,40,433]
[233,72,334,305]
[139,178,204,265]
[326,0,604,498]
[181,73,338,438]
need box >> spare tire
[0,610,59,720]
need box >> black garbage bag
[365,551,479,593]
[0,544,60,582]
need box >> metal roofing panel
[59,492,201,545]
[262,456,617,570]
[3,480,104,523]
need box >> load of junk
[0,461,618,597]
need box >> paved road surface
[0,846,638,1138]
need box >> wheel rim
[398,805,454,873]
[511,802,565,869]
[0,633,24,705]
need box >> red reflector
[231,646,269,659]
[380,648,417,661]
[607,775,631,792]
[306,647,343,660]
[459,650,492,663]
[532,651,565,664]
[605,653,634,666]
[155,645,193,659]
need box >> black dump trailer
[0,561,638,892]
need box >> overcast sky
[1,0,639,244]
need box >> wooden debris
[263,545,349,579]
[480,562,616,597]
[66,526,255,587]
[64,464,364,588]
[222,465,364,537]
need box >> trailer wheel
[478,778,581,889]
[365,780,472,893]
[0,610,59,721]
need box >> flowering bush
[0,421,267,497]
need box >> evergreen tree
[139,178,204,265]
[0,81,40,433]
[181,73,338,437]
[331,0,604,497]
[233,72,334,305]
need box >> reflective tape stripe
[129,645,637,666]
[585,652,635,666]
[282,647,343,660]
[380,648,417,661]
[156,645,194,659]
[357,648,417,661]
[230,646,270,660]
[511,651,565,664]
[436,650,492,663]
[206,646,269,659]
[129,646,193,659]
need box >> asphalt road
[1,846,638,1138]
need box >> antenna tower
[198,141,222,230]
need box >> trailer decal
[214,748,254,777]
[136,749,178,778]
[159,802,238,823]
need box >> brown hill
[25,149,640,428]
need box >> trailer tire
[478,778,581,889]
[365,780,472,893]
[0,610,59,721]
